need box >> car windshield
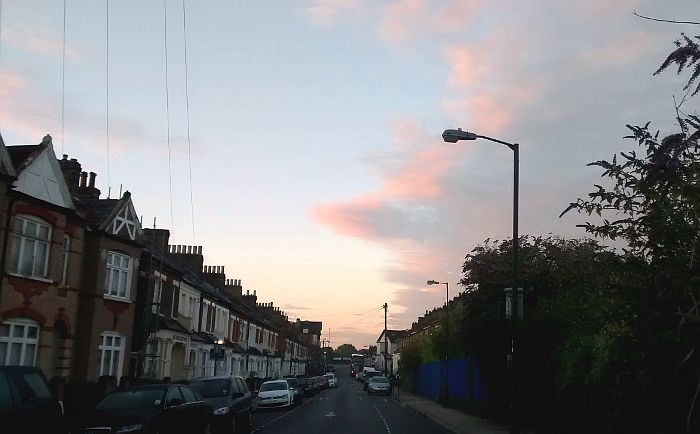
[371,377,389,383]
[323,374,334,379]
[188,379,230,398]
[96,389,165,410]
[366,371,380,378]
[260,382,287,392]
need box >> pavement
[250,366,509,434]
[392,389,509,434]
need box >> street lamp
[427,280,449,401]
[442,128,519,433]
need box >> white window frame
[60,234,71,286]
[10,215,51,279]
[98,332,124,378]
[152,279,162,314]
[0,318,40,366]
[105,251,132,300]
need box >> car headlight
[116,424,143,433]
[214,407,230,415]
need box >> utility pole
[383,303,388,376]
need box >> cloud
[379,0,487,45]
[2,23,80,60]
[305,0,363,27]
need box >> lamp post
[442,128,519,434]
[427,280,449,401]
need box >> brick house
[59,156,144,383]
[0,135,85,384]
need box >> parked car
[363,370,382,390]
[0,366,66,434]
[294,376,313,397]
[282,377,303,404]
[316,375,329,390]
[81,383,212,434]
[255,380,294,409]
[325,365,336,372]
[323,373,337,388]
[187,376,254,433]
[367,376,392,395]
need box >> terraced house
[0,133,317,390]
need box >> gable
[107,198,143,241]
[14,146,73,209]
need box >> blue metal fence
[413,357,487,405]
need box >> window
[165,386,183,406]
[179,386,199,403]
[105,251,131,299]
[98,332,124,378]
[0,318,39,366]
[152,280,162,314]
[9,216,51,278]
[61,234,71,286]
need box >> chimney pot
[198,246,202,255]
[88,172,96,188]
[187,246,192,254]
[246,290,249,295]
[253,290,256,296]
[222,266,225,274]
[79,172,87,187]
[62,154,68,160]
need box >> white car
[255,380,294,409]
[323,373,337,388]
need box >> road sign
[504,288,523,320]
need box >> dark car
[0,366,65,434]
[325,365,335,373]
[82,383,212,434]
[282,377,303,404]
[295,376,313,397]
[318,375,329,390]
[187,376,254,434]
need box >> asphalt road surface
[251,366,452,434]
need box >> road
[251,366,452,434]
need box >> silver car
[366,376,392,395]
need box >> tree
[459,236,627,430]
[655,33,700,97]
[335,343,357,358]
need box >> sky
[0,0,698,348]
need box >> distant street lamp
[442,128,520,434]
[427,280,449,400]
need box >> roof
[156,316,189,334]
[6,144,42,173]
[298,321,322,334]
[246,347,262,356]
[376,329,406,343]
[82,198,120,228]
[0,133,17,177]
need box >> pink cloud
[3,23,80,60]
[312,194,383,238]
[305,0,363,27]
[379,0,427,44]
[379,0,486,44]
[447,45,495,88]
[580,31,655,66]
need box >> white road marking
[251,405,301,433]
[324,411,337,417]
[372,402,392,434]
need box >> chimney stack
[88,172,96,188]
